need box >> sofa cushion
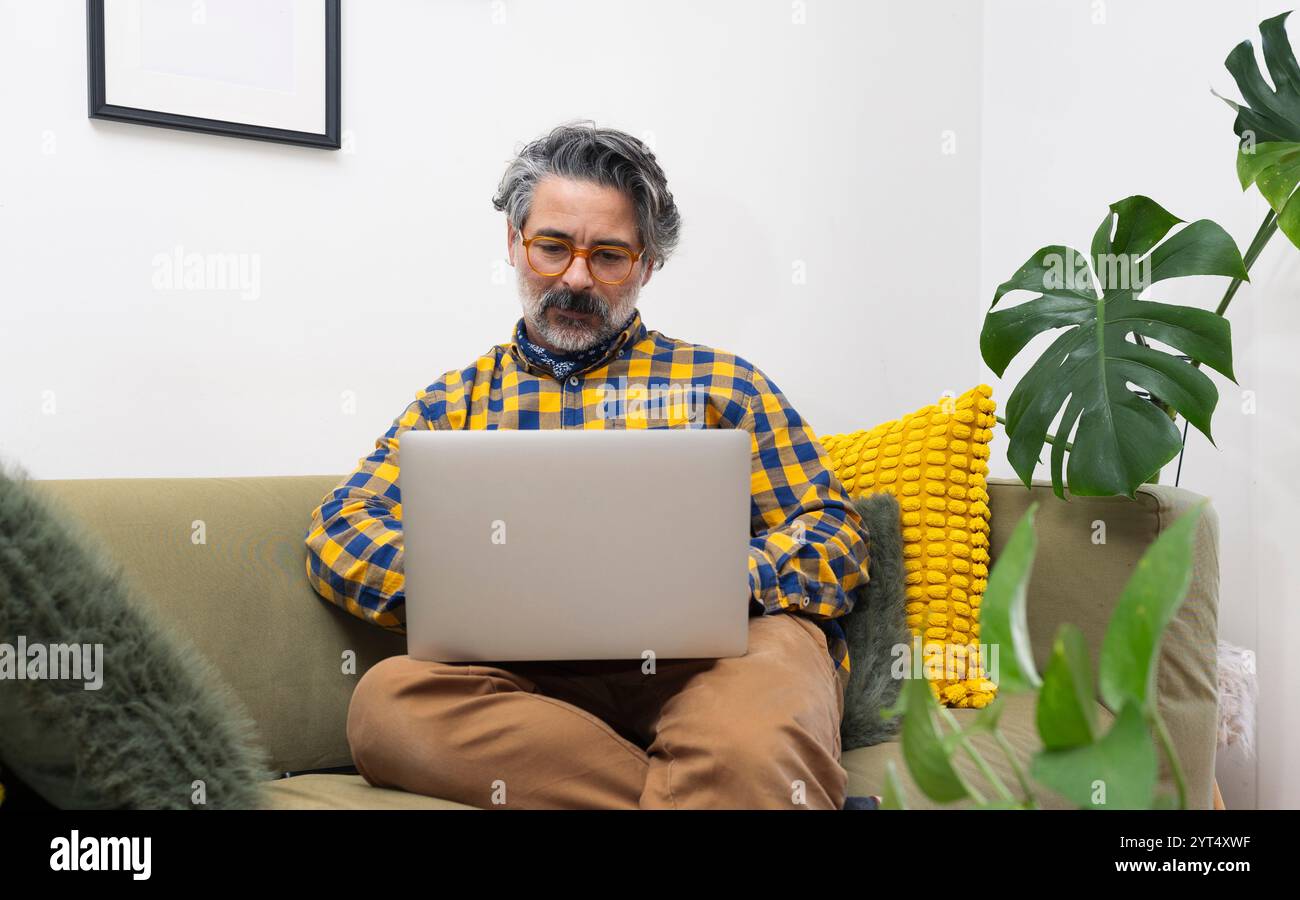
[840,491,910,751]
[819,385,999,708]
[257,689,1105,810]
[0,464,270,809]
[261,773,475,810]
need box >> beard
[518,270,639,354]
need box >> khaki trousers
[347,612,850,809]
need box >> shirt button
[568,376,579,387]
[801,596,811,608]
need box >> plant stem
[1152,709,1189,809]
[992,728,1040,809]
[938,707,1015,805]
[1213,207,1279,319]
[1158,207,1278,420]
[995,414,1073,453]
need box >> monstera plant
[981,196,1246,499]
[1195,10,1300,398]
[1219,11,1300,253]
[983,11,1299,500]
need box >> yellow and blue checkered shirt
[304,309,872,677]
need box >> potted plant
[980,12,1298,501]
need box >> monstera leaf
[981,196,1246,500]
[1218,11,1300,249]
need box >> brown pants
[347,612,850,809]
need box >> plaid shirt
[304,308,872,677]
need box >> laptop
[398,428,752,663]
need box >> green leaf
[1222,12,1300,144]
[1037,623,1099,751]
[983,245,1097,389]
[1031,698,1159,809]
[977,503,1041,693]
[1147,219,1251,284]
[1099,503,1205,712]
[1090,195,1182,265]
[880,760,909,810]
[992,245,1097,308]
[982,196,1241,499]
[1220,12,1300,248]
[1237,142,1300,250]
[898,672,972,803]
[1237,142,1300,200]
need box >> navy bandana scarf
[514,312,633,380]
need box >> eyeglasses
[519,231,646,285]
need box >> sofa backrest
[29,474,1219,803]
[31,475,394,778]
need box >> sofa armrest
[987,477,1220,809]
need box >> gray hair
[492,120,681,272]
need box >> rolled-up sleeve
[740,365,871,619]
[303,390,435,632]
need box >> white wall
[0,0,983,480]
[981,0,1300,810]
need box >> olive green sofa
[29,475,1220,810]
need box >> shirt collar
[509,308,646,380]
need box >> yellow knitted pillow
[819,384,999,709]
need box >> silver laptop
[399,428,752,663]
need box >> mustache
[541,289,606,321]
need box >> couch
[28,474,1221,809]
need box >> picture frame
[87,0,341,149]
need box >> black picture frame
[86,0,341,150]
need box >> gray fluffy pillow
[839,491,910,751]
[0,461,270,809]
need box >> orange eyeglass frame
[518,230,647,285]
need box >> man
[304,120,874,810]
